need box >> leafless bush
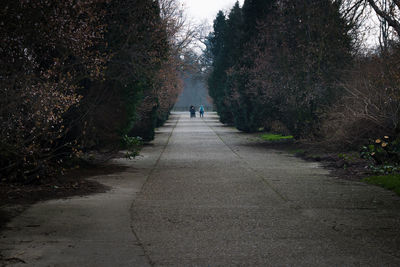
[322,47,400,149]
[0,0,107,182]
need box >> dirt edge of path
[256,141,374,182]
[0,163,129,233]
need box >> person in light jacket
[199,105,204,118]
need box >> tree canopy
[0,0,189,182]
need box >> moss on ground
[261,133,294,141]
[363,174,400,196]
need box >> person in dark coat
[190,105,196,118]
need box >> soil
[0,163,128,232]
[261,140,374,181]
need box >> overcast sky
[180,0,380,49]
[181,0,244,26]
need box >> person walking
[199,105,204,118]
[190,105,196,118]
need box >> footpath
[1,112,400,266]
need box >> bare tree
[366,0,400,36]
[159,0,200,54]
[336,0,369,29]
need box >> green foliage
[361,137,399,160]
[337,153,358,169]
[360,136,400,174]
[338,153,356,162]
[368,165,400,175]
[129,105,158,141]
[122,135,143,159]
[261,134,294,141]
[363,174,400,196]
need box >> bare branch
[366,0,400,36]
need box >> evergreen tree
[224,2,244,66]
[272,0,353,137]
[104,0,168,141]
[228,0,276,132]
[221,2,244,125]
[206,0,354,136]
[241,0,275,41]
[207,11,233,123]
[207,3,245,125]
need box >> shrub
[0,0,107,182]
[122,136,143,159]
[322,47,400,149]
[360,135,400,174]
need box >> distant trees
[1,0,189,182]
[206,0,400,147]
[206,0,352,136]
[174,52,212,110]
[207,11,230,123]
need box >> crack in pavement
[203,118,288,202]
[203,116,400,262]
[129,114,180,267]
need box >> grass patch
[261,133,294,141]
[363,174,400,196]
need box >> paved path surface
[1,112,400,266]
